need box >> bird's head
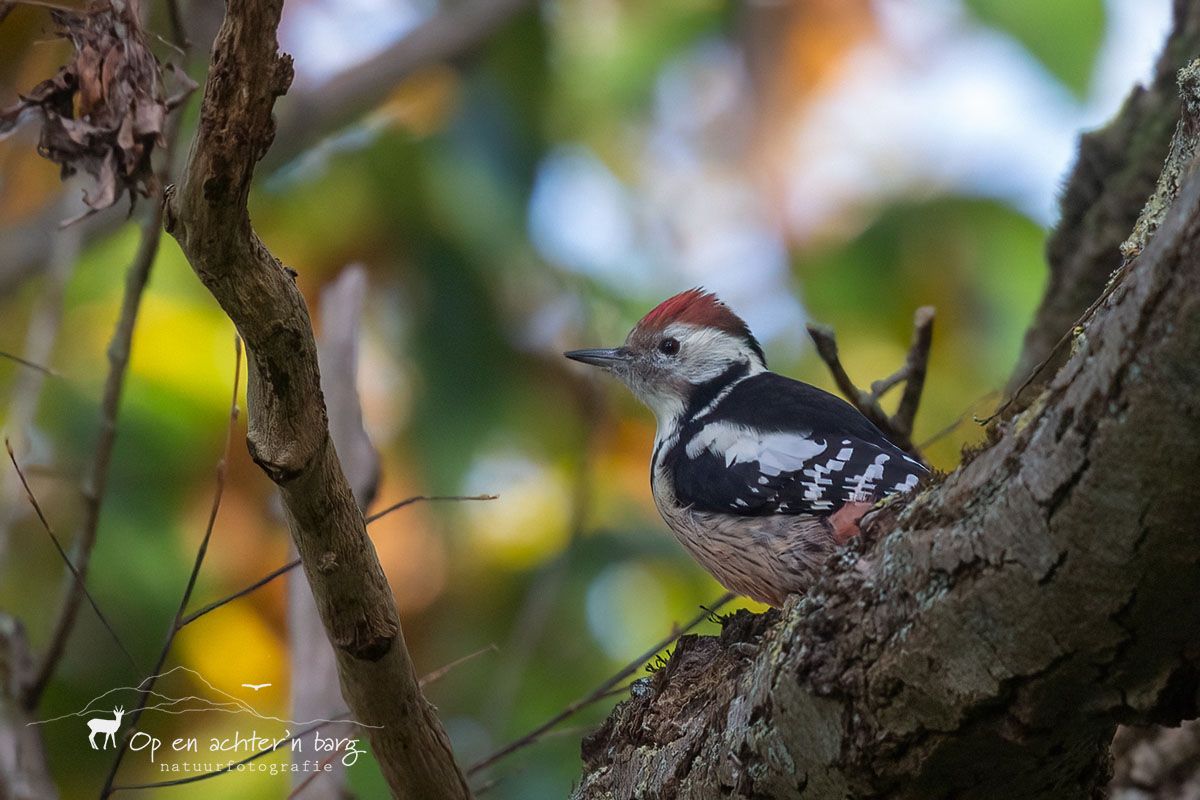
[565,289,765,425]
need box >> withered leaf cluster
[0,0,183,223]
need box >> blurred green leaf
[965,0,1106,96]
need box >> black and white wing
[662,373,926,517]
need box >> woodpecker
[565,289,927,606]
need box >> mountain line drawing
[27,665,382,730]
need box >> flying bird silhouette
[241,683,271,691]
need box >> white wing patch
[685,422,826,475]
[845,452,889,502]
[677,422,923,515]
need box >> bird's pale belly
[652,471,836,606]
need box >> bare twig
[420,644,499,689]
[165,5,478,779]
[1,199,78,564]
[179,494,497,626]
[467,593,735,776]
[23,0,201,704]
[365,493,498,524]
[891,306,935,438]
[806,306,935,459]
[6,441,139,687]
[179,560,296,626]
[915,391,1000,452]
[806,323,873,411]
[99,337,242,798]
[975,266,1129,426]
[26,166,175,710]
[0,351,59,378]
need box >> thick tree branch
[288,264,379,796]
[163,0,470,796]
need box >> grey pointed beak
[564,347,631,368]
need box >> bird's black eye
[658,337,680,356]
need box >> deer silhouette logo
[87,706,125,750]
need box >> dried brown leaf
[0,0,189,221]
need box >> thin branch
[806,306,935,460]
[1,200,78,560]
[180,494,498,625]
[466,593,736,776]
[868,366,908,399]
[180,559,296,626]
[975,265,1130,426]
[0,350,60,378]
[99,336,242,798]
[24,0,199,704]
[891,305,935,438]
[26,191,165,709]
[806,323,875,411]
[420,644,499,689]
[915,391,999,452]
[365,493,498,524]
[5,440,139,685]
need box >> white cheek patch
[663,323,765,382]
[686,422,827,476]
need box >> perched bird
[565,289,926,606]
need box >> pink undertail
[830,501,874,545]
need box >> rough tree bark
[573,8,1200,800]
[288,265,381,797]
[162,0,471,797]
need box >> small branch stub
[806,305,935,459]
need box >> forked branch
[806,305,934,458]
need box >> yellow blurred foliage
[127,298,237,407]
[176,602,287,707]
